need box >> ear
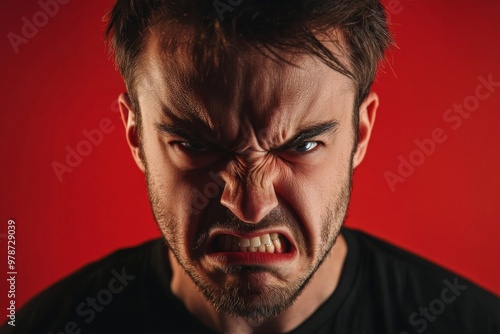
[118,93,146,173]
[352,91,378,168]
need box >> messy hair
[105,0,392,112]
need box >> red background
[1,0,499,311]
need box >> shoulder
[342,227,500,333]
[2,238,167,333]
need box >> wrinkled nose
[219,168,278,223]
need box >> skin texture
[118,30,378,333]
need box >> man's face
[125,33,370,321]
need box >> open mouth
[211,233,291,254]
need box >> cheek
[142,134,227,239]
[141,133,205,222]
[278,139,352,204]
[274,140,353,249]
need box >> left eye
[293,141,319,152]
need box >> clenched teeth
[214,233,288,253]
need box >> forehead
[135,30,355,134]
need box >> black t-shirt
[3,228,499,334]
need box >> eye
[292,141,319,153]
[176,141,209,153]
[169,140,227,170]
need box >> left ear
[352,91,378,168]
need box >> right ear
[118,93,146,173]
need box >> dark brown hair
[105,0,392,111]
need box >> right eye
[175,141,209,153]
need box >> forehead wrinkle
[168,51,250,146]
[222,57,295,151]
[142,30,355,150]
[226,55,302,141]
[157,40,249,135]
[136,33,186,116]
[244,57,330,148]
[162,74,212,129]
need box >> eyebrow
[156,123,210,145]
[157,117,339,150]
[156,103,215,140]
[275,121,339,151]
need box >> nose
[219,167,279,223]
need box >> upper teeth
[238,233,278,247]
[217,233,284,253]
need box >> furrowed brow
[275,121,339,151]
[156,122,226,153]
[160,94,218,130]
[157,104,213,140]
[156,123,199,140]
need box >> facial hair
[144,155,354,323]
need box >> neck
[169,234,348,334]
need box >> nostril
[240,199,277,223]
[220,184,278,223]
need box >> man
[4,0,499,333]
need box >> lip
[207,250,296,265]
[206,229,297,265]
